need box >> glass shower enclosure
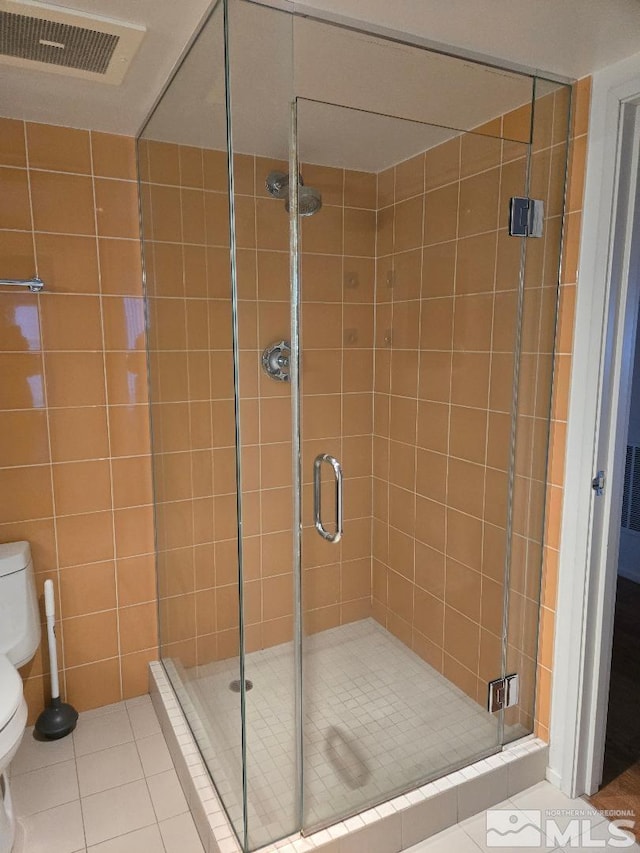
[137,1,571,848]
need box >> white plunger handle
[43,579,60,700]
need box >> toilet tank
[0,541,41,667]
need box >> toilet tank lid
[0,541,31,577]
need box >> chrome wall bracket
[487,673,519,713]
[509,197,544,238]
[262,340,291,382]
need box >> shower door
[291,87,540,830]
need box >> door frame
[548,52,640,798]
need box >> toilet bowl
[0,542,41,853]
[0,656,27,853]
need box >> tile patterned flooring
[11,692,640,852]
[410,782,640,852]
[188,618,527,846]
[12,695,204,853]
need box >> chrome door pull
[313,454,343,543]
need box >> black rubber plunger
[35,579,78,739]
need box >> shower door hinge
[487,673,519,713]
[509,197,544,238]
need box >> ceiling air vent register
[0,0,145,84]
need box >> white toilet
[0,542,41,853]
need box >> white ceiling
[287,0,640,83]
[0,0,213,134]
[1,0,640,151]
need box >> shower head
[265,170,323,217]
[285,185,323,217]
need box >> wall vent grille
[0,11,119,73]
[0,1,145,84]
[621,444,640,533]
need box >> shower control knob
[262,340,292,382]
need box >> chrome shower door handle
[313,454,343,543]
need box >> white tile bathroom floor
[409,781,640,852]
[12,694,639,853]
[12,695,204,853]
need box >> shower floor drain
[229,679,253,693]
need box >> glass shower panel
[138,1,247,846]
[226,1,298,849]
[292,15,534,134]
[138,0,572,846]
[295,97,531,832]
[504,79,571,739]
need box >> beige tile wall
[299,163,377,634]
[506,85,572,732]
[138,139,235,670]
[535,76,591,740]
[2,77,590,735]
[371,118,525,705]
[139,143,376,665]
[370,86,575,730]
[0,118,155,722]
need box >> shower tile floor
[181,618,526,848]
